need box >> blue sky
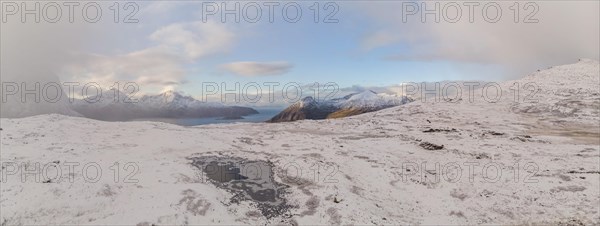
[161,2,505,85]
[2,1,598,101]
[138,1,597,92]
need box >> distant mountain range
[268,90,412,122]
[71,90,258,121]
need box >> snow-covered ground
[1,60,599,225]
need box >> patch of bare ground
[528,121,600,145]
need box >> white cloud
[61,20,236,93]
[151,21,235,60]
[62,47,185,89]
[357,1,600,78]
[1,1,237,94]
[220,61,293,77]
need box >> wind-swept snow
[1,60,599,225]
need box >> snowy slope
[506,58,600,122]
[1,60,598,225]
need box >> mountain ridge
[268,90,412,122]
[71,90,258,121]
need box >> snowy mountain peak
[159,90,184,103]
[162,90,177,95]
[517,59,599,92]
[347,90,378,101]
[341,90,376,100]
[342,91,409,109]
[298,96,317,107]
[72,89,256,120]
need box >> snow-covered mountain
[71,90,258,121]
[339,90,411,109]
[1,59,598,225]
[268,90,412,122]
[507,58,600,122]
[139,90,226,110]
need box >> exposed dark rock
[419,142,444,150]
[567,170,600,174]
[422,128,458,133]
[268,96,338,122]
[333,197,343,203]
[483,130,505,136]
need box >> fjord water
[132,107,283,126]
